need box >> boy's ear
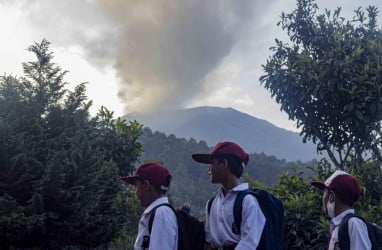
[223,159,228,167]
[143,180,151,191]
[329,191,336,202]
[222,159,230,173]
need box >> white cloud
[53,46,123,116]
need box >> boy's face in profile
[322,188,330,216]
[209,158,224,184]
[134,179,150,207]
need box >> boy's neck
[222,177,240,196]
[334,203,352,217]
[145,193,166,208]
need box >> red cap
[192,141,249,166]
[121,162,172,191]
[311,170,360,206]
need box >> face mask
[326,194,336,218]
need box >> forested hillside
[137,127,313,217]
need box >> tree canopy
[0,40,142,248]
[260,0,382,169]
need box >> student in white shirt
[192,142,266,250]
[121,162,178,250]
[311,170,371,250]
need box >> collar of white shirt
[331,208,355,227]
[142,197,169,215]
[217,182,249,196]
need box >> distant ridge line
[124,106,318,162]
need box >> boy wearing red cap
[121,162,178,250]
[311,170,371,249]
[192,142,266,250]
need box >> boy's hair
[214,154,244,178]
[152,175,172,194]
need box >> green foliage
[108,187,142,249]
[260,0,382,169]
[248,165,323,249]
[270,166,328,249]
[343,161,382,225]
[246,153,313,185]
[0,40,142,249]
[96,106,143,177]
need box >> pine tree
[0,40,142,248]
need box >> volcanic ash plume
[94,0,269,114]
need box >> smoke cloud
[92,0,272,113]
[11,0,273,114]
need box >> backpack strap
[233,189,285,250]
[208,189,259,235]
[338,213,367,250]
[207,195,216,216]
[232,189,252,234]
[148,203,176,234]
[207,191,250,234]
[145,203,178,249]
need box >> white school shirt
[134,197,178,250]
[328,209,371,250]
[205,183,266,250]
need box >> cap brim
[120,175,140,185]
[311,181,327,189]
[192,154,212,164]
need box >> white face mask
[326,195,336,218]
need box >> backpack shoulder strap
[232,189,285,232]
[338,213,365,249]
[233,189,253,234]
[208,190,255,234]
[207,195,216,216]
[148,203,176,234]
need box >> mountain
[124,106,320,162]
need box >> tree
[0,40,142,249]
[96,106,143,177]
[260,0,382,169]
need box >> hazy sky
[1,0,380,132]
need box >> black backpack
[338,213,382,250]
[148,203,205,250]
[207,189,285,250]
